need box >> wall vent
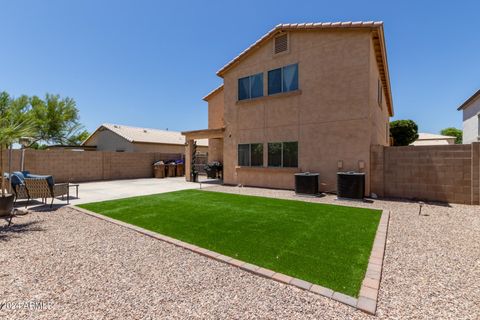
[274,33,288,54]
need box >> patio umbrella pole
[20,147,25,171]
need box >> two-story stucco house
[183,22,394,195]
[457,89,480,144]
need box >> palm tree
[0,92,35,200]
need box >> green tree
[0,91,87,148]
[440,127,462,144]
[0,92,36,196]
[65,129,90,145]
[29,94,86,146]
[390,120,419,146]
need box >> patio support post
[185,139,194,182]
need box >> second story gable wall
[208,88,225,129]
[222,29,373,124]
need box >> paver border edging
[71,205,389,315]
[356,210,390,315]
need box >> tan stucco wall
[206,89,225,163]
[219,29,390,193]
[208,89,224,129]
[208,138,223,162]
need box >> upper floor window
[238,73,263,101]
[238,143,263,166]
[268,64,298,95]
[268,141,298,168]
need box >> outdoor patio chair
[5,172,35,204]
[24,178,69,208]
[12,184,29,204]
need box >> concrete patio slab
[68,177,218,205]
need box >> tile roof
[410,133,456,146]
[83,124,208,146]
[416,132,456,140]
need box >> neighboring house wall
[85,129,135,152]
[463,96,480,144]
[221,30,389,193]
[84,128,207,154]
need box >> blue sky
[1,0,479,134]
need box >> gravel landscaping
[0,186,479,319]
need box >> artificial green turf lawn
[79,190,381,296]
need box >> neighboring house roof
[457,89,480,110]
[215,21,394,116]
[203,85,224,101]
[410,133,456,146]
[82,124,208,146]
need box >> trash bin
[153,161,165,178]
[176,163,184,176]
[167,163,177,177]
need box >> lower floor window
[238,144,250,166]
[238,143,263,166]
[268,141,298,167]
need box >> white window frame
[268,64,299,96]
[238,73,263,101]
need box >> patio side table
[69,183,79,199]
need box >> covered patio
[181,128,224,182]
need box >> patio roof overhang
[181,128,225,140]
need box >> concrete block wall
[1,149,182,183]
[371,143,479,205]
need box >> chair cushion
[25,174,55,187]
[12,171,26,182]
[10,173,24,187]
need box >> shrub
[390,120,419,146]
